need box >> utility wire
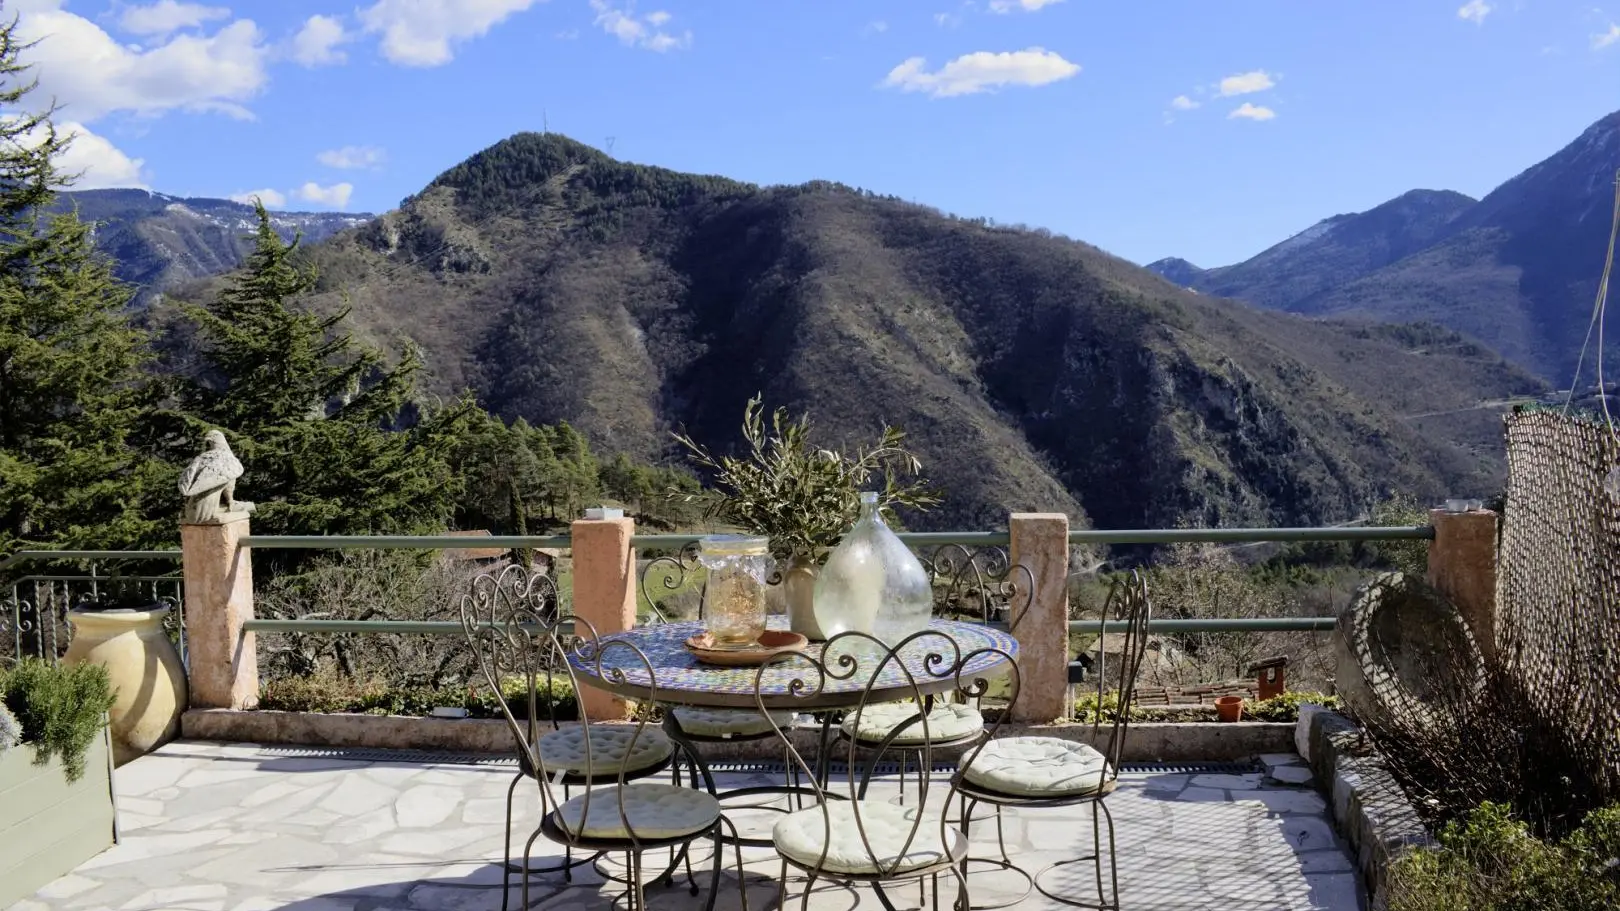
[1564,168,1620,447]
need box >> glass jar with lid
[697,534,772,649]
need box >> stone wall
[1297,706,1432,908]
[182,709,1293,763]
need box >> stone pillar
[570,515,637,721]
[1426,508,1500,666]
[1008,513,1071,724]
[180,514,257,709]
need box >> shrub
[1386,801,1620,911]
[259,669,579,721]
[256,550,533,689]
[0,658,116,781]
[1361,647,1606,838]
[0,702,19,754]
[1247,691,1340,723]
[1074,691,1135,724]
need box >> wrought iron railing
[0,550,186,666]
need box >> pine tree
[0,21,171,551]
[183,203,469,537]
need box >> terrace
[19,743,1360,911]
[0,507,1508,911]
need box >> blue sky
[12,0,1620,267]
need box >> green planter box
[0,725,118,908]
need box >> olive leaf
[673,395,939,560]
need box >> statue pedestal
[181,515,257,709]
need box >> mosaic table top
[568,619,1019,710]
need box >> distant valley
[1148,109,1620,383]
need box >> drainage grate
[1120,760,1261,775]
[252,744,518,767]
[249,745,1260,777]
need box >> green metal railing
[0,549,182,571]
[16,526,1424,641]
[234,526,1433,551]
[242,616,1337,635]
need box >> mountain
[1152,110,1620,380]
[1143,256,1206,288]
[155,133,1544,531]
[1310,113,1619,379]
[58,189,372,304]
[1155,189,1478,309]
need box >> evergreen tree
[182,203,469,537]
[0,21,171,551]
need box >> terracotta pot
[1214,695,1244,723]
[781,554,826,640]
[64,607,189,766]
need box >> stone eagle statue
[178,430,254,523]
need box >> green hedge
[0,658,116,781]
[1247,691,1340,722]
[1388,801,1620,911]
[259,673,578,721]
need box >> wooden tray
[684,629,809,666]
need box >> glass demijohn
[697,535,771,649]
[811,492,933,644]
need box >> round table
[567,618,1019,711]
[567,618,1018,855]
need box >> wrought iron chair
[460,575,736,911]
[759,628,1020,911]
[954,570,1153,910]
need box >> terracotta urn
[64,607,188,766]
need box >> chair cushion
[537,726,673,776]
[554,783,721,841]
[959,736,1113,798]
[841,701,984,746]
[671,706,795,739]
[773,801,960,875]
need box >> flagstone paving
[12,741,1365,910]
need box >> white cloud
[291,14,350,67]
[3,117,148,188]
[15,7,268,121]
[590,0,692,52]
[1217,70,1276,97]
[56,121,148,188]
[294,181,353,208]
[1229,102,1276,121]
[1170,95,1199,110]
[1594,23,1620,49]
[934,11,962,28]
[882,47,1080,98]
[317,145,386,169]
[358,0,543,67]
[1457,0,1492,25]
[861,20,888,36]
[229,188,287,208]
[118,1,229,38]
[988,0,1063,12]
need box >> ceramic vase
[64,607,188,766]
